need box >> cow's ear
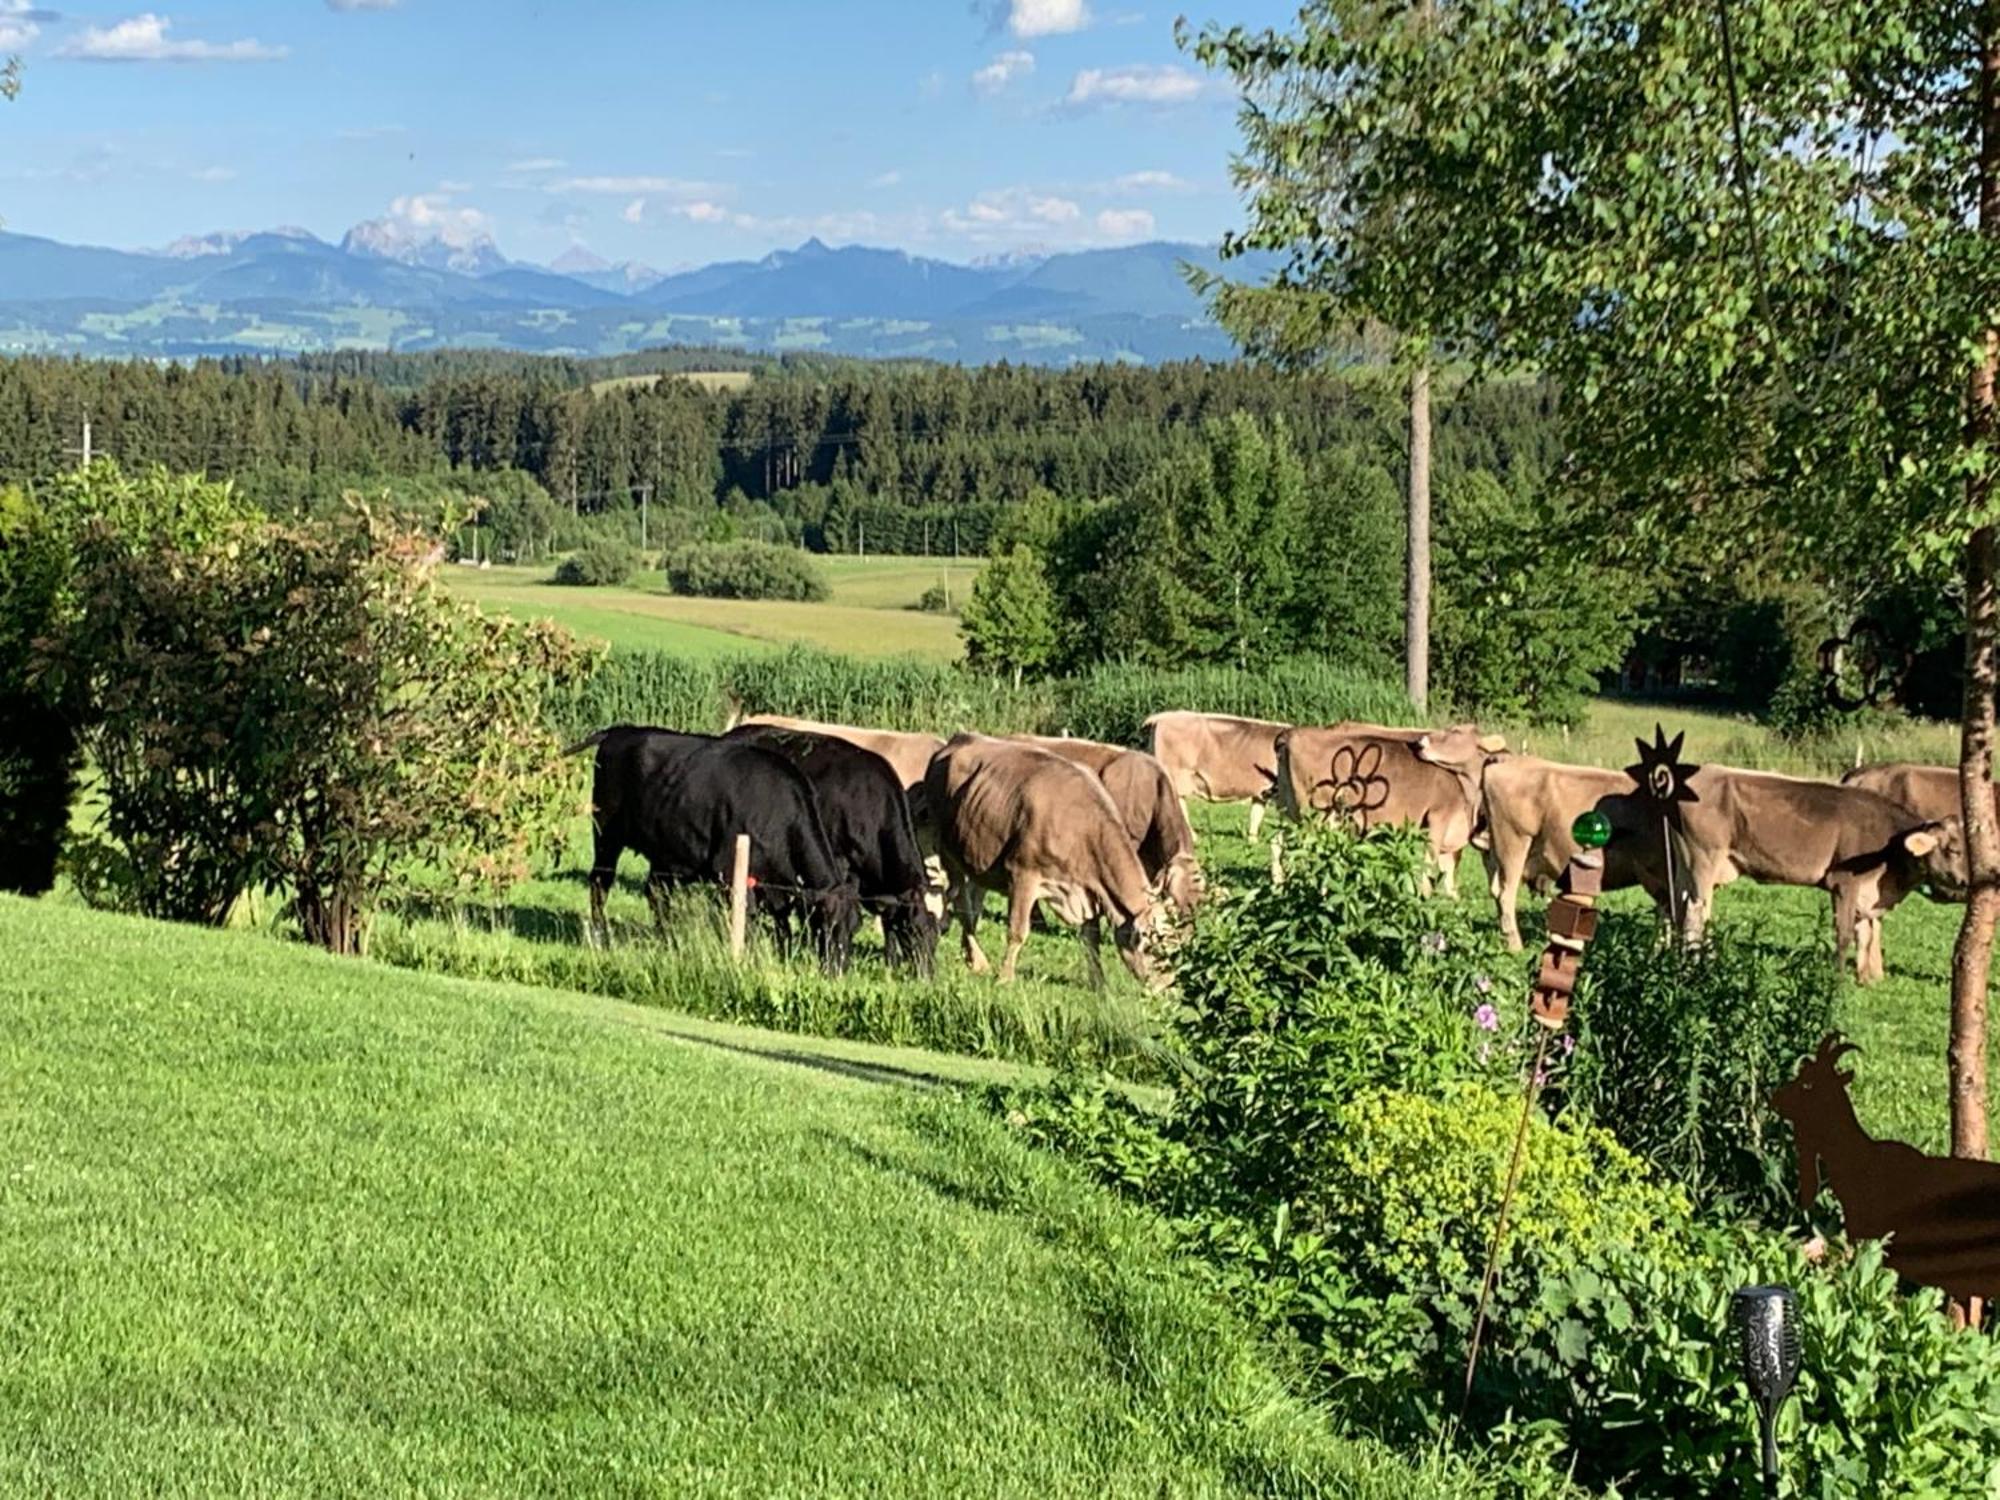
[1904,827,1940,858]
[1478,734,1508,755]
[1415,734,1432,755]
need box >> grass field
[0,896,1482,1499]
[588,370,756,396]
[447,558,975,660]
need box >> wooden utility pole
[1406,363,1432,714]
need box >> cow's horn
[1478,733,1508,754]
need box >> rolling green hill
[0,897,1477,1499]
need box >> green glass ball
[1571,811,1613,850]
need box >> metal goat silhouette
[1771,1036,2000,1305]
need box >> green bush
[1566,915,1838,1218]
[553,538,640,587]
[665,540,828,601]
[1482,1232,2000,1496]
[0,487,76,895]
[915,583,952,614]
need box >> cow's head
[1898,818,1966,902]
[811,878,864,975]
[883,891,941,977]
[1413,725,1509,774]
[1161,852,1205,914]
[1113,905,1160,986]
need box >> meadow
[0,895,1479,1500]
[447,555,981,661]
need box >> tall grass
[368,902,1167,1075]
[554,646,1415,745]
[1054,659,1420,747]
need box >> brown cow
[1144,711,1289,839]
[925,734,1157,986]
[1643,767,1955,984]
[732,713,943,795]
[1014,734,1203,912]
[1477,757,1649,950]
[1276,723,1507,893]
[1842,762,1966,823]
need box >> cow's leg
[587,834,622,948]
[998,873,1041,984]
[1437,843,1460,899]
[1830,884,1862,980]
[643,870,672,939]
[1247,797,1266,842]
[1494,843,1530,952]
[956,880,991,975]
[1078,913,1108,990]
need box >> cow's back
[1682,768,1923,883]
[1145,711,1285,802]
[1482,756,1644,883]
[738,714,943,793]
[928,735,1151,920]
[725,725,927,901]
[1843,763,1960,823]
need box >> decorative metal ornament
[1311,741,1392,826]
[1730,1285,1802,1488]
[1815,619,1909,713]
[1625,725,1702,821]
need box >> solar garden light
[1730,1285,1802,1492]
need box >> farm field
[0,896,1472,1500]
[446,557,978,661]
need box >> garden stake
[1626,727,1702,937]
[1460,810,1612,1420]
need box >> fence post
[1269,832,1285,887]
[729,833,751,959]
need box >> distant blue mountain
[0,226,1273,365]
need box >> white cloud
[382,191,492,244]
[189,164,236,183]
[622,198,646,225]
[0,1,45,50]
[1095,207,1154,238]
[941,187,1082,238]
[338,123,406,141]
[868,170,903,189]
[504,157,565,174]
[58,13,289,63]
[326,0,399,10]
[679,201,731,223]
[972,48,1034,96]
[993,0,1088,37]
[1108,169,1193,193]
[1064,63,1202,108]
[550,174,723,198]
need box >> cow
[1639,767,1957,984]
[1841,762,1968,824]
[569,726,862,972]
[1275,722,1507,894]
[1477,757,1650,950]
[925,734,1158,986]
[730,713,943,803]
[1143,711,1289,839]
[723,723,940,974]
[1013,734,1203,912]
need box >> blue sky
[0,0,1296,268]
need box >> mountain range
[0,222,1272,365]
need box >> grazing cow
[1639,767,1955,984]
[1478,757,1651,950]
[1772,1036,2000,1305]
[570,726,862,972]
[723,723,940,974]
[1144,711,1289,839]
[731,713,943,801]
[1014,734,1203,912]
[925,734,1157,986]
[1275,723,1507,893]
[1842,762,1971,823]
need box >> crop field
[446,557,976,661]
[587,370,757,396]
[0,896,1474,1500]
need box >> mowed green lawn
[447,556,979,661]
[0,897,1474,1500]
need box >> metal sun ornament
[1626,725,1701,927]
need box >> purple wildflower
[1560,1034,1577,1057]
[1474,1003,1500,1032]
[1473,973,1494,995]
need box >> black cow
[725,723,940,974]
[569,726,862,972]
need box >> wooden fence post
[728,834,751,959]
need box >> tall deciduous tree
[1193,1,2000,1183]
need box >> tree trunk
[1947,1,2000,1328]
[1406,362,1432,715]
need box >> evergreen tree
[961,544,1058,689]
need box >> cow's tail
[562,728,613,758]
[720,693,745,732]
